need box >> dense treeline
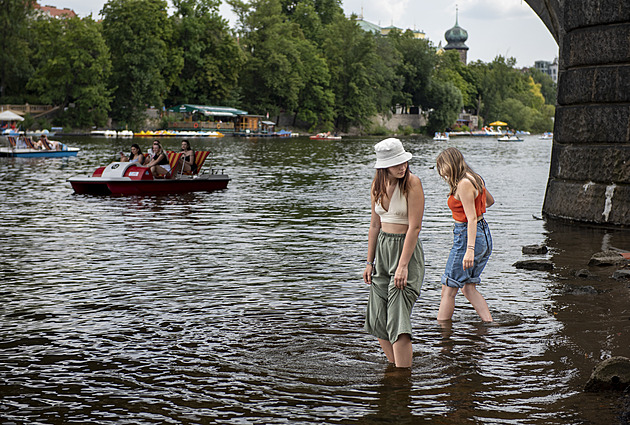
[0,0,555,133]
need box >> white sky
[46,0,558,67]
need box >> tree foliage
[387,30,436,112]
[525,67,556,105]
[28,16,112,127]
[233,0,305,115]
[279,0,343,26]
[434,50,477,110]
[322,15,398,131]
[465,56,555,131]
[232,0,336,130]
[3,1,556,133]
[169,0,244,106]
[0,0,35,101]
[425,79,463,134]
[101,0,183,127]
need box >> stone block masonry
[535,0,630,226]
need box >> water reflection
[539,219,630,424]
[358,365,414,424]
[0,135,628,423]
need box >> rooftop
[34,3,77,18]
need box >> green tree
[372,35,400,114]
[531,103,555,133]
[473,56,524,123]
[294,39,334,129]
[0,0,34,101]
[283,1,324,43]
[499,98,534,131]
[279,0,342,26]
[525,67,556,105]
[169,0,244,106]
[425,78,463,134]
[466,57,555,132]
[434,50,477,111]
[235,0,304,115]
[516,76,545,111]
[231,0,333,124]
[101,0,183,127]
[387,30,436,112]
[322,14,398,131]
[27,17,112,127]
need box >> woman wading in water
[363,138,425,368]
[435,147,494,322]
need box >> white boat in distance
[433,132,449,141]
[498,135,524,142]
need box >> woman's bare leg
[437,285,459,321]
[392,334,412,368]
[152,165,169,178]
[462,284,493,322]
[378,338,395,364]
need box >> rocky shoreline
[515,243,630,422]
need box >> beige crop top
[374,183,409,225]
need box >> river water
[1,134,629,424]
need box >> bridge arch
[525,0,630,226]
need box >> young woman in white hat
[363,138,425,368]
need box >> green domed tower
[444,8,469,64]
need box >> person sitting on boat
[34,135,45,149]
[48,139,63,150]
[120,143,145,165]
[16,136,29,148]
[176,140,197,175]
[144,140,171,178]
[35,135,57,150]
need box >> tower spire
[444,4,468,64]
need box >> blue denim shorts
[441,218,492,288]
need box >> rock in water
[612,269,630,280]
[513,260,554,271]
[584,356,630,392]
[588,251,627,267]
[522,244,548,254]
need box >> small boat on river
[0,136,79,157]
[497,135,524,142]
[309,132,341,140]
[433,132,449,141]
[68,151,229,196]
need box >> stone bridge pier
[526,0,630,226]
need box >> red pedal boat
[68,151,230,195]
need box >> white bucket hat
[374,138,412,168]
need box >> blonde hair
[371,164,411,204]
[436,147,484,196]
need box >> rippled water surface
[1,135,629,424]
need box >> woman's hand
[363,264,373,284]
[394,265,408,289]
[463,248,474,270]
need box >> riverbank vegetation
[0,0,556,134]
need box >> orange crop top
[447,187,486,222]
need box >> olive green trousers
[364,231,425,344]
